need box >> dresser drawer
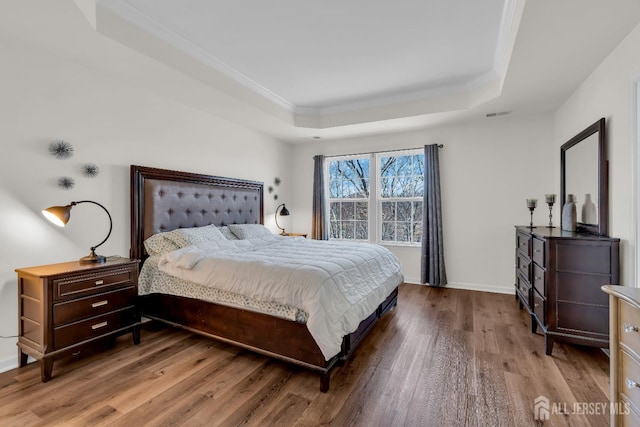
[516,252,531,279]
[533,289,545,324]
[532,238,545,267]
[620,299,640,357]
[516,272,531,295]
[53,307,138,350]
[620,348,640,414]
[533,263,545,295]
[53,286,137,326]
[54,267,135,300]
[516,232,531,256]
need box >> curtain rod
[324,144,443,159]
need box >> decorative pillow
[227,224,273,239]
[165,224,226,248]
[143,232,180,255]
[218,226,239,240]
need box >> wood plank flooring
[0,284,610,426]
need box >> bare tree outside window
[327,151,424,244]
[329,157,370,240]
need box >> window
[328,157,370,240]
[326,150,424,245]
[379,152,424,244]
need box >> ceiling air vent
[486,111,511,118]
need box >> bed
[130,165,402,391]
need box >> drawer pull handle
[535,277,542,281]
[91,300,108,308]
[627,378,640,389]
[95,280,104,286]
[624,324,639,333]
[534,303,540,308]
[91,321,108,330]
[534,249,541,253]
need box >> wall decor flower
[83,163,100,178]
[48,140,74,159]
[57,177,75,190]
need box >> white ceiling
[23,0,640,142]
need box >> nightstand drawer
[620,299,640,357]
[620,348,640,413]
[54,267,135,300]
[53,286,137,326]
[53,307,138,350]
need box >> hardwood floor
[0,284,610,426]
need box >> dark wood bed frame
[130,165,398,391]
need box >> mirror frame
[560,118,607,236]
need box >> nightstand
[282,233,308,238]
[15,257,140,382]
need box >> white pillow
[218,226,239,240]
[165,224,226,247]
[227,224,272,239]
[143,232,180,255]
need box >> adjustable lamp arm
[72,200,113,252]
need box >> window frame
[325,149,424,247]
[325,154,372,242]
[375,149,424,247]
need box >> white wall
[290,114,555,292]
[555,21,640,288]
[0,11,292,371]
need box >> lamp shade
[279,205,290,216]
[41,200,112,264]
[42,205,72,227]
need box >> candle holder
[545,194,556,228]
[526,199,537,229]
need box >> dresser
[602,285,640,425]
[515,226,619,355]
[16,258,140,381]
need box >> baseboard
[0,356,17,374]
[0,354,35,374]
[403,278,513,295]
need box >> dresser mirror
[560,118,607,235]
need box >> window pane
[413,201,423,222]
[341,202,354,220]
[381,177,394,198]
[382,201,395,221]
[413,177,424,197]
[397,202,411,221]
[341,221,355,239]
[380,157,396,177]
[412,222,422,242]
[356,222,368,240]
[396,155,412,176]
[330,221,340,239]
[356,202,368,220]
[396,222,410,242]
[328,157,370,200]
[382,222,395,241]
[330,202,340,221]
[413,154,424,175]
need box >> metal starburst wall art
[48,140,74,159]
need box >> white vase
[581,193,597,224]
[562,194,577,232]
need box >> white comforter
[158,235,403,360]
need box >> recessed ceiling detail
[83,0,524,129]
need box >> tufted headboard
[130,165,264,261]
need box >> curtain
[311,155,328,240]
[421,144,447,286]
